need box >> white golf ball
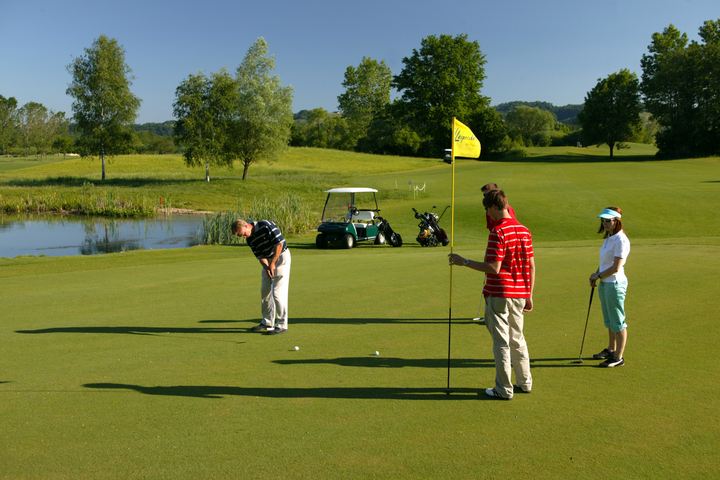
[375,351,379,356]
[294,346,299,351]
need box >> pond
[0,213,206,258]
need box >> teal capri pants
[598,281,628,333]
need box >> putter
[472,299,483,321]
[472,277,486,322]
[571,285,595,364]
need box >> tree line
[0,95,181,160]
[291,20,719,160]
[286,32,657,158]
[291,37,507,159]
[494,102,583,125]
[4,21,717,180]
[0,96,72,160]
[578,19,720,158]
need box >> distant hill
[493,101,582,125]
[293,109,341,125]
[294,110,309,122]
[132,121,176,137]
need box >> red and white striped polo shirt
[482,218,533,298]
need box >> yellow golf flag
[452,118,481,158]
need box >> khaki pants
[260,249,291,329]
[484,296,532,398]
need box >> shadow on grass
[273,357,583,369]
[83,383,483,400]
[15,325,246,335]
[16,318,472,336]
[200,317,478,325]
[274,357,494,368]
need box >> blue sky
[1,0,717,124]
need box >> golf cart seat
[351,210,375,223]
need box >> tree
[173,69,236,182]
[392,34,490,157]
[494,101,583,125]
[66,34,142,180]
[632,112,660,144]
[577,69,642,157]
[227,37,294,180]
[356,102,424,156]
[322,116,355,150]
[52,135,75,156]
[293,110,309,123]
[0,95,18,156]
[358,119,422,156]
[17,102,47,160]
[337,57,392,144]
[305,107,327,127]
[131,121,176,137]
[291,109,355,150]
[505,106,555,144]
[134,130,175,154]
[699,20,720,153]
[37,111,68,160]
[466,106,507,157]
[289,122,305,146]
[641,20,720,157]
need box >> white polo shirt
[599,230,630,283]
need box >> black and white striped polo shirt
[247,221,287,259]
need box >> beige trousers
[260,249,291,329]
[484,296,532,398]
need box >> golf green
[1,152,719,478]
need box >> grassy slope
[1,146,719,479]
[0,148,438,213]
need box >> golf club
[571,285,595,364]
[472,276,486,322]
[472,299,484,322]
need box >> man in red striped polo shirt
[448,190,535,400]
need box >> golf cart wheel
[341,233,355,249]
[374,232,386,245]
[316,234,328,249]
[392,233,403,247]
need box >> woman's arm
[590,256,624,285]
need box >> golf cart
[316,188,401,249]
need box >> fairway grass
[1,243,718,479]
[1,148,719,478]
[0,149,439,214]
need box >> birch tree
[66,34,141,180]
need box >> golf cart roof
[325,188,378,193]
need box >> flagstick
[446,117,456,395]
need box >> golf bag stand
[412,206,450,247]
[377,217,403,247]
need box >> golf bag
[412,206,450,247]
[376,217,403,247]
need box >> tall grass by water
[0,181,165,217]
[198,192,316,245]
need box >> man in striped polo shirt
[448,190,535,400]
[232,219,291,335]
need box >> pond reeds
[0,181,161,217]
[198,192,316,245]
